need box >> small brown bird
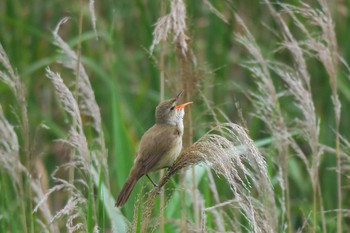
[116,91,192,207]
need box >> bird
[115,91,192,207]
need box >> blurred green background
[1,0,350,232]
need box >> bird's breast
[151,132,182,171]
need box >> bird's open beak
[175,102,193,109]
[175,90,184,101]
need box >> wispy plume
[150,0,188,54]
[31,179,59,233]
[280,2,340,121]
[0,43,30,157]
[0,104,23,185]
[53,18,101,135]
[45,68,90,162]
[52,18,108,177]
[1,104,58,232]
[0,42,61,232]
[89,0,98,39]
[279,2,343,231]
[202,0,228,24]
[0,43,17,92]
[262,1,331,230]
[235,14,292,230]
[46,68,81,127]
[42,68,93,231]
[51,188,88,233]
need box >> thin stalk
[317,178,327,233]
[76,2,98,227]
[69,0,84,186]
[90,151,98,231]
[76,0,83,93]
[22,107,32,233]
[313,182,317,233]
[14,59,32,233]
[336,129,341,233]
[1,39,32,233]
[18,177,28,233]
[281,136,291,233]
[284,166,292,233]
[191,165,199,229]
[312,164,320,233]
[320,1,342,230]
[159,1,166,231]
[159,144,165,233]
[276,110,291,233]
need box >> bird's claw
[155,186,161,195]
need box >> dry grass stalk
[38,165,95,232]
[0,43,17,91]
[45,67,89,215]
[0,104,59,233]
[0,105,22,180]
[202,0,228,24]
[0,42,34,233]
[235,14,292,232]
[45,68,90,162]
[273,50,323,232]
[202,167,230,232]
[89,0,98,39]
[0,105,27,232]
[141,123,277,232]
[0,42,31,166]
[38,18,115,232]
[280,2,340,124]
[53,18,108,181]
[340,135,350,178]
[31,179,59,233]
[53,18,101,133]
[261,1,331,231]
[41,68,101,232]
[150,0,188,55]
[51,188,88,232]
[279,2,343,231]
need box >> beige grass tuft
[141,123,277,232]
[150,0,188,54]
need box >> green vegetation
[0,0,349,232]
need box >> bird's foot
[155,186,161,195]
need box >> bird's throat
[176,120,184,136]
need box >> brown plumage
[116,92,192,207]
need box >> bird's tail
[116,174,139,207]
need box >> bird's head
[155,90,192,125]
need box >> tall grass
[0,0,349,232]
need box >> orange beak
[175,102,193,110]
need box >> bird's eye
[170,106,175,111]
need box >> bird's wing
[135,124,180,176]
